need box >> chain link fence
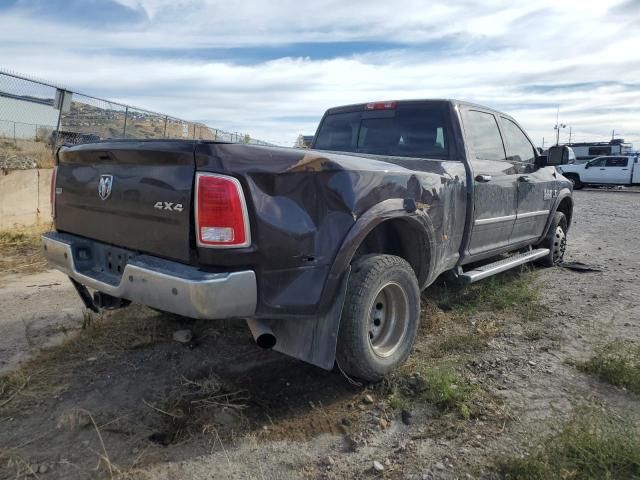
[0,69,270,169]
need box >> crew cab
[42,100,574,381]
[558,155,640,189]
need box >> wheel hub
[368,281,410,358]
[552,225,567,264]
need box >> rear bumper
[41,231,257,319]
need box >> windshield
[314,104,450,159]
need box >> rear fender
[268,200,437,371]
[327,198,438,290]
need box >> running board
[459,249,550,284]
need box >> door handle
[599,168,606,170]
[518,176,531,183]
[475,174,492,182]
[622,168,629,171]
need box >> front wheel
[565,173,583,190]
[336,254,420,382]
[537,212,568,267]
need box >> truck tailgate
[54,141,196,262]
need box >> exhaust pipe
[246,319,276,349]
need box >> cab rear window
[314,104,450,159]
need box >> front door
[499,116,556,243]
[460,108,518,256]
[581,157,607,183]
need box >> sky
[0,0,638,147]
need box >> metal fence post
[53,90,65,152]
[13,122,16,143]
[163,116,168,137]
[123,106,129,138]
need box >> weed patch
[576,341,640,393]
[435,269,544,321]
[382,365,479,419]
[497,406,640,479]
[420,269,547,361]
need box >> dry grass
[145,372,250,444]
[497,405,640,479]
[0,138,54,169]
[421,269,546,359]
[0,224,51,274]
[0,450,42,479]
[0,307,169,413]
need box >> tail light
[50,166,58,219]
[195,173,251,248]
[365,101,397,110]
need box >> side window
[589,158,606,167]
[589,146,611,156]
[461,110,506,162]
[500,117,536,164]
[605,157,628,167]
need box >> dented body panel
[193,141,468,319]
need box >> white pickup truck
[559,155,640,189]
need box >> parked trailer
[562,140,634,162]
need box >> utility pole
[542,137,545,149]
[611,129,615,141]
[554,104,566,145]
[568,126,572,144]
[554,123,566,145]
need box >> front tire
[538,212,568,267]
[336,254,420,382]
[565,173,583,190]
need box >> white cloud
[0,0,638,147]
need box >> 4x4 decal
[154,201,183,212]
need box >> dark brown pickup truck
[43,99,574,381]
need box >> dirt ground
[0,188,639,480]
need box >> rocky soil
[0,188,639,479]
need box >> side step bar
[459,248,550,284]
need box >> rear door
[55,141,196,262]
[603,156,631,184]
[500,116,555,243]
[460,108,518,256]
[633,157,640,184]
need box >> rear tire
[336,254,420,382]
[565,173,583,190]
[538,212,568,267]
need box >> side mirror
[584,162,590,169]
[545,145,572,166]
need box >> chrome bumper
[41,232,257,319]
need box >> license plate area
[72,241,136,286]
